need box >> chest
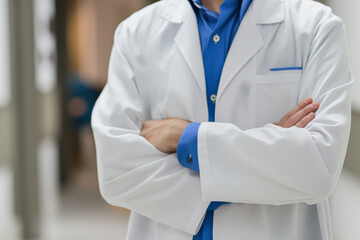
[134,23,305,129]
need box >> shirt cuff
[177,122,200,173]
[208,201,228,211]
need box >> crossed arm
[141,97,320,154]
[92,18,352,234]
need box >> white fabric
[91,0,353,239]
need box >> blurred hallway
[0,0,360,240]
[0,0,146,239]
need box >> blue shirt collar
[191,0,242,11]
[190,0,252,22]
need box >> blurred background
[0,0,358,239]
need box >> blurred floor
[40,168,130,240]
[39,166,360,240]
[37,134,130,240]
[1,158,360,240]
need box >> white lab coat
[91,0,353,239]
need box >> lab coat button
[186,154,192,164]
[210,94,217,103]
[213,34,220,43]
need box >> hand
[140,118,190,154]
[277,97,319,128]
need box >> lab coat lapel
[161,0,285,100]
[217,4,264,99]
[217,0,285,99]
[172,2,207,99]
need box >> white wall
[0,0,13,166]
[323,0,360,112]
[0,0,11,107]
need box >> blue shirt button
[210,94,217,103]
[213,34,220,43]
[186,154,193,163]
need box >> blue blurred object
[68,74,99,130]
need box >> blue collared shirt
[177,0,252,239]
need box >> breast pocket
[250,72,302,127]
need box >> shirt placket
[204,27,225,122]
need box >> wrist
[169,119,190,152]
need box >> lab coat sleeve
[197,19,353,205]
[91,23,209,235]
[177,123,229,210]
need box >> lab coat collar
[160,0,283,99]
[171,0,207,98]
[217,1,264,98]
[253,0,284,24]
[161,0,285,25]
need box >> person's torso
[120,0,336,239]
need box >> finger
[295,112,316,128]
[286,101,319,127]
[282,97,313,121]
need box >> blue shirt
[177,0,252,239]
